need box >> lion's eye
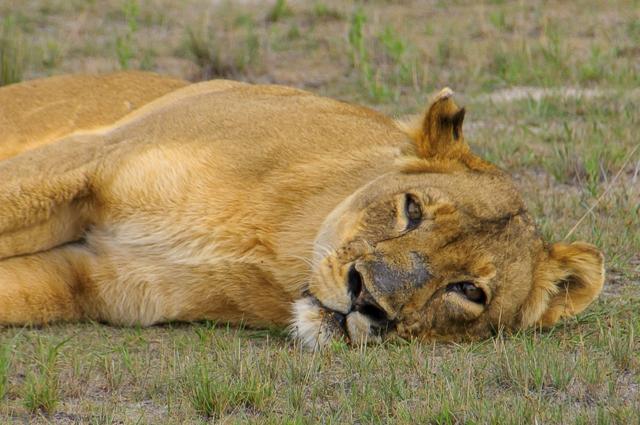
[447,282,486,304]
[404,194,422,230]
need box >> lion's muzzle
[349,251,431,319]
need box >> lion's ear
[521,242,605,328]
[403,88,467,159]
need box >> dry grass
[0,0,638,423]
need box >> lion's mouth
[291,295,395,349]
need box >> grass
[186,353,274,418]
[312,2,343,21]
[115,0,140,69]
[183,11,260,79]
[347,7,388,101]
[22,337,68,414]
[0,16,24,86]
[2,313,638,423]
[0,340,9,400]
[0,0,639,423]
[267,0,293,23]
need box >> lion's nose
[347,264,389,323]
[347,264,363,300]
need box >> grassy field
[1,0,639,423]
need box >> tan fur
[0,71,187,160]
[0,74,605,347]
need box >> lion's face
[293,89,604,349]
[296,171,540,346]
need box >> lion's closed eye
[404,193,422,230]
[442,281,489,321]
[447,281,486,305]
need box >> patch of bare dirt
[480,86,640,103]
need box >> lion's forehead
[362,170,527,220]
[426,173,525,217]
[338,170,539,268]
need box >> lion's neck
[249,145,404,296]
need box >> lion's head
[293,89,604,348]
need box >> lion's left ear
[397,88,497,173]
[399,88,467,159]
[521,242,605,328]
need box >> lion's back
[0,71,188,161]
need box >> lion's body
[0,73,604,346]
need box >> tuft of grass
[286,23,301,40]
[40,39,62,70]
[493,334,577,394]
[347,7,366,69]
[185,25,231,78]
[0,341,10,400]
[599,319,638,371]
[312,2,343,21]
[627,17,640,41]
[238,21,259,73]
[488,9,511,32]
[267,0,293,23]
[0,16,24,86]
[115,0,140,69]
[89,406,119,425]
[436,38,454,66]
[22,337,68,414]
[184,12,260,79]
[378,26,407,79]
[347,8,391,102]
[100,351,124,391]
[347,13,421,102]
[578,46,608,83]
[186,361,273,419]
[485,25,568,88]
[378,25,421,94]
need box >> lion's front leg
[0,160,96,260]
[0,200,91,260]
[0,244,92,325]
[83,257,298,329]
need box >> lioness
[0,72,604,348]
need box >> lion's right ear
[520,242,605,328]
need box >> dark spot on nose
[370,252,430,295]
[353,286,389,324]
[347,264,363,301]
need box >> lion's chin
[291,297,384,350]
[291,297,345,349]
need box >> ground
[0,0,638,423]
